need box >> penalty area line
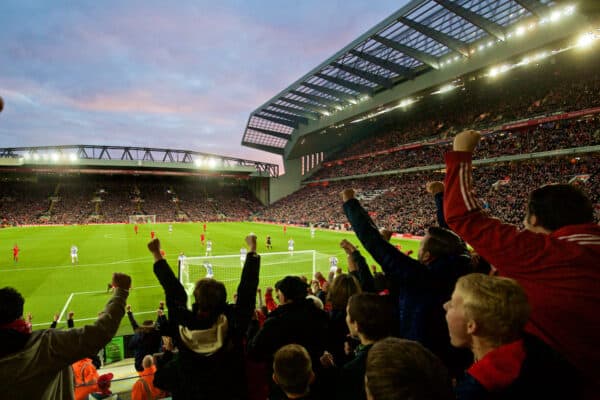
[57,293,74,325]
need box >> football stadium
[1,1,599,399]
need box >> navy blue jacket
[343,198,471,373]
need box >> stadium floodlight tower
[241,0,597,207]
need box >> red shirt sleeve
[443,151,550,275]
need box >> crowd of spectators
[0,177,263,226]
[259,153,600,235]
[321,49,600,164]
[312,114,600,180]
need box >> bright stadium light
[487,41,493,47]
[550,10,561,22]
[23,152,30,160]
[69,153,78,162]
[194,158,203,167]
[478,44,484,51]
[207,158,219,169]
[348,99,357,105]
[516,26,526,36]
[51,152,60,162]
[521,57,530,65]
[33,153,40,161]
[321,111,331,116]
[577,32,596,48]
[433,84,457,95]
[564,5,575,15]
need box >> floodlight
[23,152,30,160]
[550,11,561,22]
[478,45,484,51]
[69,153,78,162]
[348,99,357,105]
[51,153,59,162]
[399,98,413,107]
[321,111,331,116]
[516,26,526,36]
[487,41,493,47]
[453,56,459,61]
[207,158,218,168]
[194,158,203,167]
[33,153,40,161]
[577,32,595,48]
[489,67,499,78]
[360,95,369,102]
[564,5,575,15]
[521,57,530,65]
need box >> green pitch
[0,222,419,337]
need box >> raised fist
[453,130,481,152]
[112,273,132,290]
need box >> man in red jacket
[444,130,600,398]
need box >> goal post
[129,215,156,224]
[179,250,317,302]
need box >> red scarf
[0,319,32,335]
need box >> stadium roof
[241,0,595,158]
[0,145,279,177]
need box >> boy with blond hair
[445,274,579,399]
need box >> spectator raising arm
[444,130,600,396]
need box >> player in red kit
[283,225,287,235]
[203,223,207,232]
[134,224,138,235]
[200,233,205,246]
[13,244,19,262]
[151,231,155,239]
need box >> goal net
[129,215,156,224]
[179,250,317,302]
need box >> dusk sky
[0,1,406,166]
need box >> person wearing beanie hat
[89,373,120,399]
[248,275,329,399]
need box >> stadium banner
[104,336,125,364]
[499,106,600,131]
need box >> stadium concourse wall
[268,157,302,204]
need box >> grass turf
[0,222,419,337]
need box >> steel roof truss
[281,96,334,114]
[373,35,440,69]
[398,17,470,57]
[331,62,394,89]
[433,0,506,41]
[261,109,308,125]
[315,73,373,95]
[255,114,300,129]
[269,104,320,120]
[247,127,292,141]
[302,83,358,103]
[512,0,548,18]
[348,49,414,78]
